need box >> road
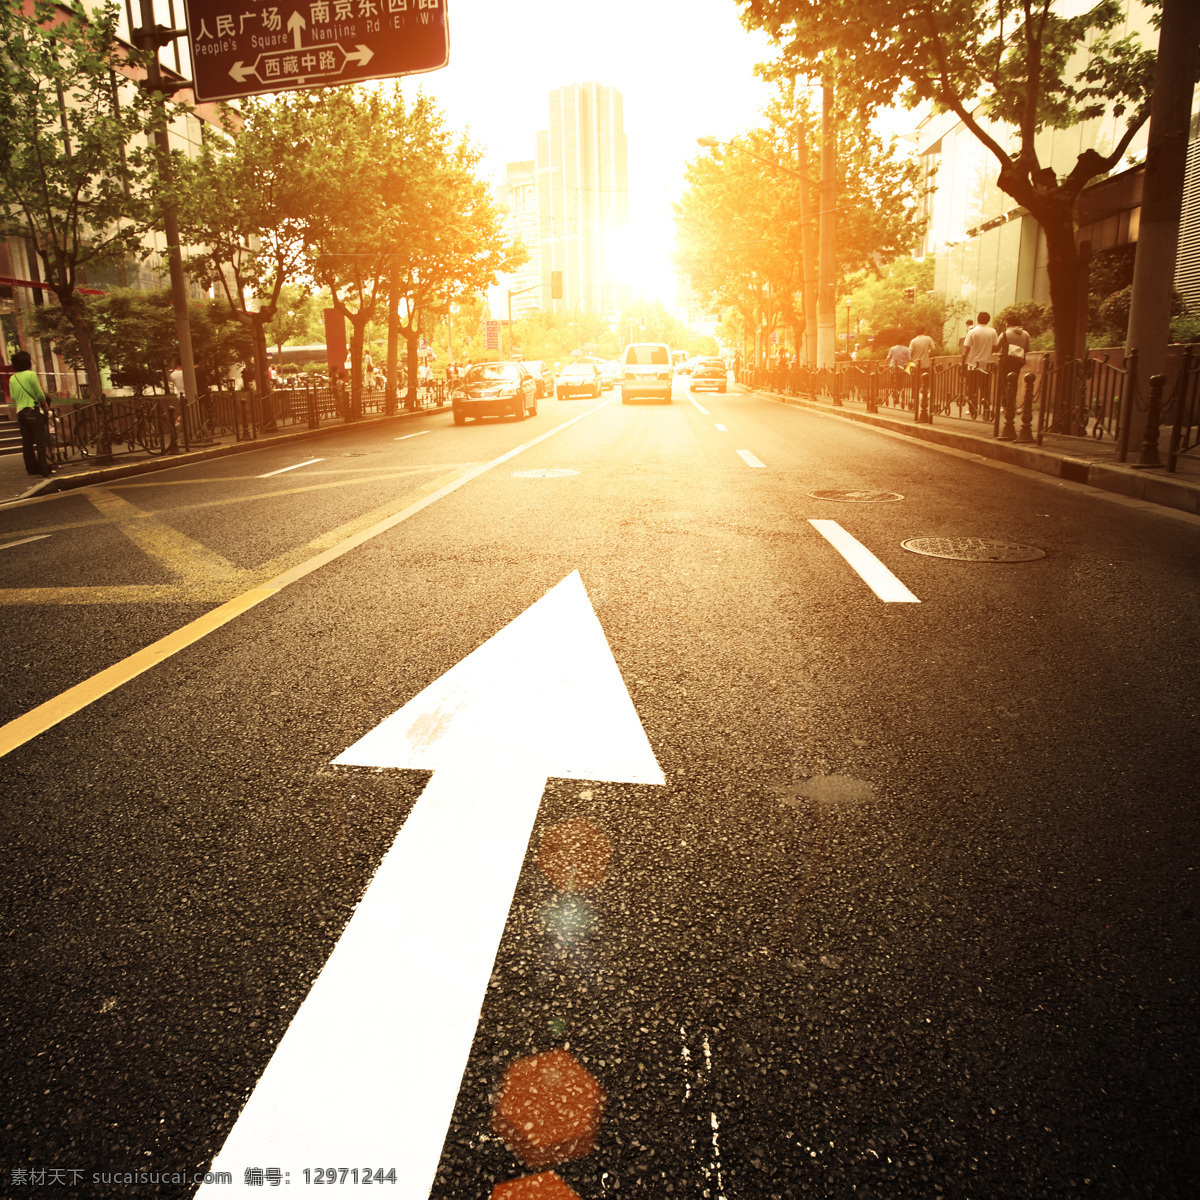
[1,374,1197,1198]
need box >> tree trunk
[1039,212,1083,432]
[816,74,837,369]
[386,277,400,415]
[251,315,275,429]
[348,315,366,420]
[798,138,818,366]
[57,290,103,404]
[403,328,420,408]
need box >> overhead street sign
[181,0,449,103]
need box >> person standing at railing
[962,312,999,419]
[998,315,1031,412]
[8,350,52,478]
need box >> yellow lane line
[0,396,610,756]
[0,588,279,759]
[86,489,248,585]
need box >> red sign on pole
[483,320,500,352]
[182,0,449,104]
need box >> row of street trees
[734,0,1166,369]
[674,76,928,365]
[1,0,523,415]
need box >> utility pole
[817,69,837,370]
[1124,0,1200,390]
[135,0,198,419]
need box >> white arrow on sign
[227,61,257,83]
[345,43,374,67]
[197,572,663,1197]
[287,9,306,49]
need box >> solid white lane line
[736,449,766,469]
[714,423,728,432]
[258,458,324,478]
[0,534,51,551]
[0,397,615,760]
[395,431,430,441]
[689,396,711,414]
[809,519,920,603]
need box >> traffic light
[551,271,563,300]
[904,286,916,303]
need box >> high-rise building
[501,161,541,321]
[534,82,629,318]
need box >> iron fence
[1167,344,1200,473]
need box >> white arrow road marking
[258,458,324,478]
[689,396,711,414]
[346,43,374,66]
[809,519,920,603]
[197,571,664,1197]
[736,449,766,468]
[0,534,51,551]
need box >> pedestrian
[998,313,1031,415]
[8,350,52,477]
[962,311,999,419]
[908,329,935,419]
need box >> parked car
[451,361,538,424]
[621,343,673,404]
[689,357,728,393]
[556,361,602,399]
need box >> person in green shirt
[7,350,51,477]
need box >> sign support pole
[136,1,199,425]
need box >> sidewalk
[0,403,441,506]
[748,384,1200,517]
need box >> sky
[397,0,782,306]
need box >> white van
[620,343,673,404]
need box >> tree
[675,79,924,365]
[843,258,963,355]
[0,0,176,402]
[738,0,1159,365]
[265,284,314,360]
[178,99,313,418]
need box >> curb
[751,387,1200,517]
[0,406,436,506]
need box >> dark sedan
[689,357,728,393]
[556,362,602,399]
[452,362,538,424]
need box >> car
[556,361,602,399]
[671,350,690,372]
[579,356,618,390]
[689,357,728,393]
[451,361,538,424]
[620,342,673,403]
[522,360,552,398]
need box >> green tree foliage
[0,0,179,401]
[27,287,253,395]
[265,284,315,358]
[843,259,963,355]
[177,98,313,412]
[674,79,924,364]
[738,0,1159,363]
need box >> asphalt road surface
[1,375,1197,1199]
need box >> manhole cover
[902,537,1046,562]
[510,468,580,478]
[808,489,903,503]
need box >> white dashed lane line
[0,534,50,552]
[809,519,920,603]
[688,396,711,415]
[258,458,325,479]
[714,423,728,432]
[736,449,766,469]
[395,431,431,441]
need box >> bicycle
[70,397,168,458]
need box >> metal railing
[1166,344,1200,473]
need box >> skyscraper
[535,82,629,318]
[501,161,541,321]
